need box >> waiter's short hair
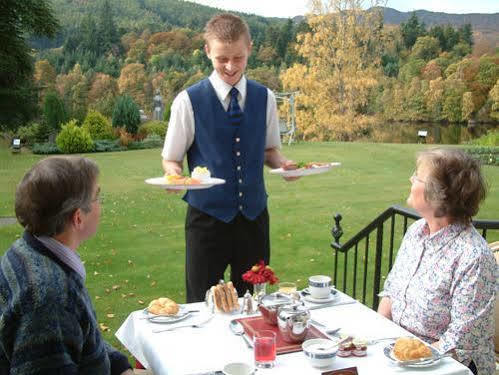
[204,13,251,45]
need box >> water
[360,122,497,144]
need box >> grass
[0,140,498,359]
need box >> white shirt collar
[209,71,247,105]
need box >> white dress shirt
[161,71,281,161]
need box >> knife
[308,300,357,310]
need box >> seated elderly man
[0,156,134,375]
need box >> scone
[393,337,432,361]
[147,297,179,315]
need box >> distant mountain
[381,7,499,33]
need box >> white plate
[143,305,194,324]
[269,162,341,178]
[383,342,443,367]
[145,177,226,190]
[302,290,338,304]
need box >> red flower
[242,260,279,285]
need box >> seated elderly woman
[378,149,495,375]
[0,157,134,375]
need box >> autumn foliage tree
[281,0,386,140]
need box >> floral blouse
[380,219,496,375]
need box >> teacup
[308,275,331,299]
[223,362,255,375]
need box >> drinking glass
[254,330,276,368]
[278,282,297,295]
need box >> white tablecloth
[116,293,472,375]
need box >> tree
[43,91,67,132]
[411,36,440,61]
[281,0,385,140]
[112,95,140,134]
[118,63,150,109]
[98,0,119,53]
[400,13,426,49]
[489,79,499,121]
[461,91,474,121]
[0,0,59,128]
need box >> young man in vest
[162,13,297,302]
[0,157,135,374]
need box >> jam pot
[277,302,311,343]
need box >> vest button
[237,166,241,171]
[238,179,242,183]
[239,205,243,210]
[236,151,241,156]
[235,138,240,142]
[239,192,243,197]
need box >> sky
[187,0,499,18]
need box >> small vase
[253,282,267,302]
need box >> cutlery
[368,337,399,345]
[308,300,357,310]
[229,319,253,348]
[140,309,200,320]
[152,314,213,333]
[308,319,341,336]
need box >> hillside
[381,7,499,33]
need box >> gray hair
[416,149,487,223]
[15,156,99,236]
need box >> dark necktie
[228,87,243,126]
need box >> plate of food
[145,166,226,190]
[143,297,197,323]
[269,162,341,178]
[383,337,447,367]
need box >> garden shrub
[463,146,499,166]
[32,142,61,154]
[137,121,167,139]
[128,134,163,150]
[117,128,134,147]
[56,120,94,154]
[112,95,140,134]
[82,110,114,140]
[16,122,48,146]
[94,139,124,152]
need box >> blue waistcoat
[184,78,268,223]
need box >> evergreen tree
[0,0,59,129]
[112,95,140,134]
[400,13,426,49]
[99,0,119,53]
[43,90,67,132]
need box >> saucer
[302,290,338,304]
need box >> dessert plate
[383,342,447,367]
[145,177,225,190]
[269,162,341,178]
[143,305,197,324]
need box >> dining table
[115,291,473,375]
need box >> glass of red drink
[254,330,276,368]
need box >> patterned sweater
[0,232,131,375]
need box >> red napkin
[236,316,328,355]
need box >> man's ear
[71,208,83,229]
[204,43,211,58]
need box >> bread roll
[393,337,432,361]
[148,297,179,315]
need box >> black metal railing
[330,205,499,311]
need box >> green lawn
[1,141,498,358]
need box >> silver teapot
[258,293,293,325]
[277,302,311,343]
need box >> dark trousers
[185,205,270,303]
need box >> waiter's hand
[162,160,184,194]
[281,160,300,182]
